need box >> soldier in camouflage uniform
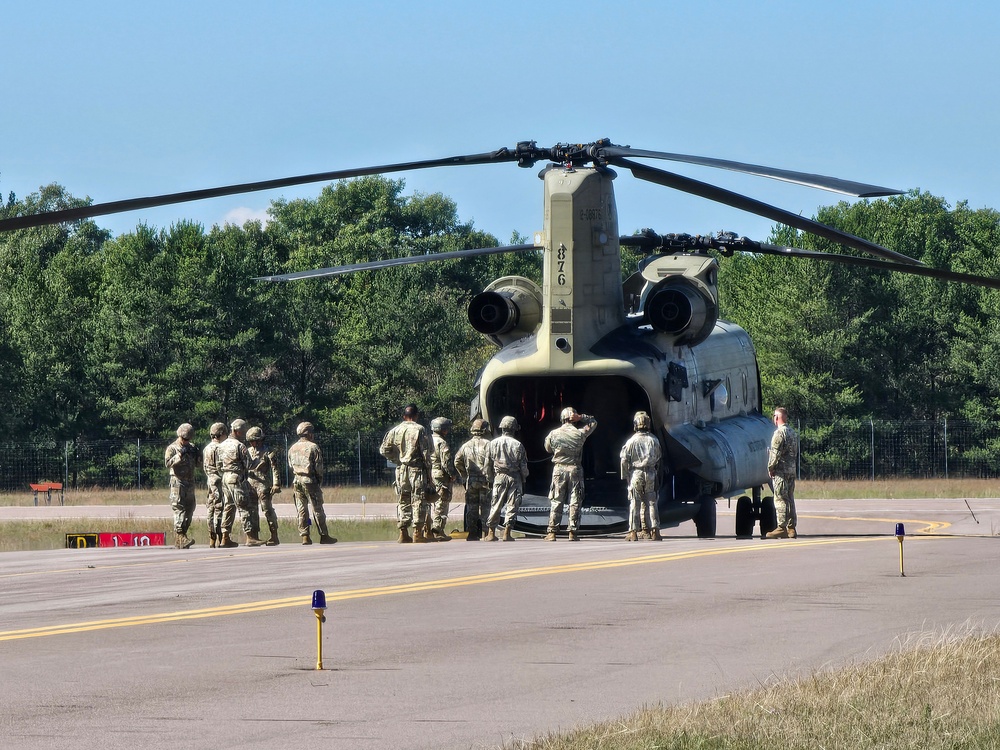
[454,418,491,541]
[620,411,663,542]
[217,418,263,548]
[484,416,528,542]
[427,417,457,542]
[545,407,598,542]
[380,405,433,544]
[203,422,228,547]
[287,422,337,545]
[766,407,800,539]
[247,426,282,546]
[165,423,199,549]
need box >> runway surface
[2,497,999,749]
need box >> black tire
[694,496,717,538]
[735,495,754,538]
[760,496,777,538]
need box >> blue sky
[3,1,999,247]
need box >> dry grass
[513,627,1000,749]
[0,517,400,552]
[0,485,400,507]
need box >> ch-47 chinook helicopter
[4,139,1000,537]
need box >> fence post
[944,417,949,479]
[64,440,69,490]
[870,418,875,481]
[357,431,362,485]
[137,438,142,488]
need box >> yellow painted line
[0,534,921,642]
[798,514,951,534]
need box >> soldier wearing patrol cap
[287,421,337,545]
[620,411,662,542]
[483,416,528,542]
[455,419,491,541]
[203,422,228,547]
[427,417,457,542]
[165,423,199,549]
[247,426,282,546]
[380,405,433,544]
[544,407,598,542]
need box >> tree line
[3,176,1000,451]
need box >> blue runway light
[895,523,905,537]
[312,589,327,610]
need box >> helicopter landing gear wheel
[694,496,717,538]
[759,495,777,538]
[735,495,754,538]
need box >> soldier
[287,422,337,545]
[380,405,433,543]
[427,417,457,542]
[620,411,663,542]
[544,407,598,542]
[247,426,281,546]
[766,407,800,539]
[165,423,199,549]
[217,418,263,548]
[483,416,528,542]
[203,422,228,547]
[454,418,491,541]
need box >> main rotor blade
[256,243,542,281]
[600,146,902,197]
[0,149,522,233]
[747,242,1000,290]
[612,157,921,266]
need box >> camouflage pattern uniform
[454,421,491,541]
[164,424,199,548]
[287,423,335,544]
[380,417,432,539]
[768,419,799,534]
[428,418,457,541]
[218,422,262,546]
[484,418,528,540]
[620,413,662,540]
[203,423,227,547]
[545,410,598,537]
[247,427,281,545]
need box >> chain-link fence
[2,420,999,493]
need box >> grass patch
[797,478,1000,500]
[514,627,1000,749]
[0,517,401,552]
[0,486,400,507]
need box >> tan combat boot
[544,531,557,542]
[765,527,789,539]
[568,530,579,542]
[397,527,413,544]
[626,531,638,542]
[301,534,313,545]
[245,534,264,547]
[265,522,280,546]
[502,526,514,542]
[787,527,797,539]
[413,527,429,543]
[650,529,663,541]
[209,534,217,549]
[220,533,239,549]
[181,533,195,549]
[638,529,650,540]
[484,528,497,542]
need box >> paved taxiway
[2,498,998,749]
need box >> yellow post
[311,589,327,670]
[895,523,905,578]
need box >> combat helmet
[230,418,248,435]
[499,416,519,432]
[296,421,315,436]
[176,423,194,439]
[470,418,489,436]
[431,417,452,434]
[246,426,264,441]
[633,411,652,431]
[209,422,228,438]
[560,407,576,423]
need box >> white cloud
[220,206,270,228]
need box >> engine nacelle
[637,253,719,346]
[468,276,542,347]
